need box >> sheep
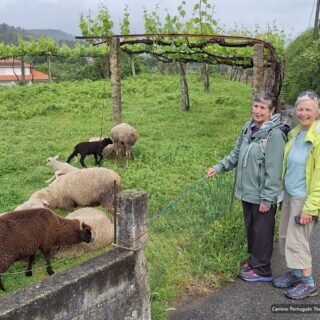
[53,207,114,258]
[67,137,113,168]
[15,168,121,213]
[111,123,138,168]
[46,155,80,183]
[0,208,92,291]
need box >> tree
[120,4,136,77]
[29,36,58,83]
[80,5,114,78]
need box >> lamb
[15,167,121,213]
[46,155,80,183]
[0,208,92,291]
[67,137,113,168]
[53,207,114,258]
[111,123,139,168]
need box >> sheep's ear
[43,200,50,206]
[81,222,89,230]
[54,155,59,160]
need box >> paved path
[169,223,320,320]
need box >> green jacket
[213,113,287,207]
[282,120,320,216]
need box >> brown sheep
[0,208,92,291]
[111,123,138,168]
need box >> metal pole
[313,0,320,40]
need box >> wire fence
[146,171,238,296]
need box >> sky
[0,0,317,41]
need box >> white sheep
[111,123,139,168]
[15,167,121,213]
[46,155,80,183]
[52,207,114,258]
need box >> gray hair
[252,92,276,111]
[295,91,320,112]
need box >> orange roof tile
[0,69,49,81]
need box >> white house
[0,58,49,86]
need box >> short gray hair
[252,92,276,111]
[295,91,320,111]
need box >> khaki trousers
[279,191,315,269]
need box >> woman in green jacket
[273,91,320,300]
[207,92,287,282]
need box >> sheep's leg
[79,155,87,168]
[0,278,5,291]
[25,254,35,277]
[94,153,100,166]
[67,150,77,163]
[115,147,119,167]
[98,154,103,166]
[45,171,62,184]
[125,150,130,169]
[45,176,55,184]
[42,251,54,276]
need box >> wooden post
[20,56,25,82]
[253,44,264,95]
[178,62,190,112]
[110,37,122,125]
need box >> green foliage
[80,5,114,37]
[282,29,320,104]
[120,4,130,35]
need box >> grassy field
[0,73,251,318]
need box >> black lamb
[67,137,113,168]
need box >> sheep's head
[47,155,59,166]
[102,137,113,146]
[78,222,92,243]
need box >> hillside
[0,23,75,44]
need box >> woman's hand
[207,167,217,178]
[300,212,314,225]
[259,203,270,213]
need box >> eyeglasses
[298,91,319,100]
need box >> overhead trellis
[76,33,276,68]
[76,33,281,123]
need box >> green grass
[0,73,251,319]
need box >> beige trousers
[279,191,315,269]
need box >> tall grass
[0,73,251,318]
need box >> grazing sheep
[0,208,92,291]
[53,207,113,258]
[15,168,121,213]
[67,137,113,168]
[111,123,138,168]
[46,155,80,183]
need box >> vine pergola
[76,33,283,125]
